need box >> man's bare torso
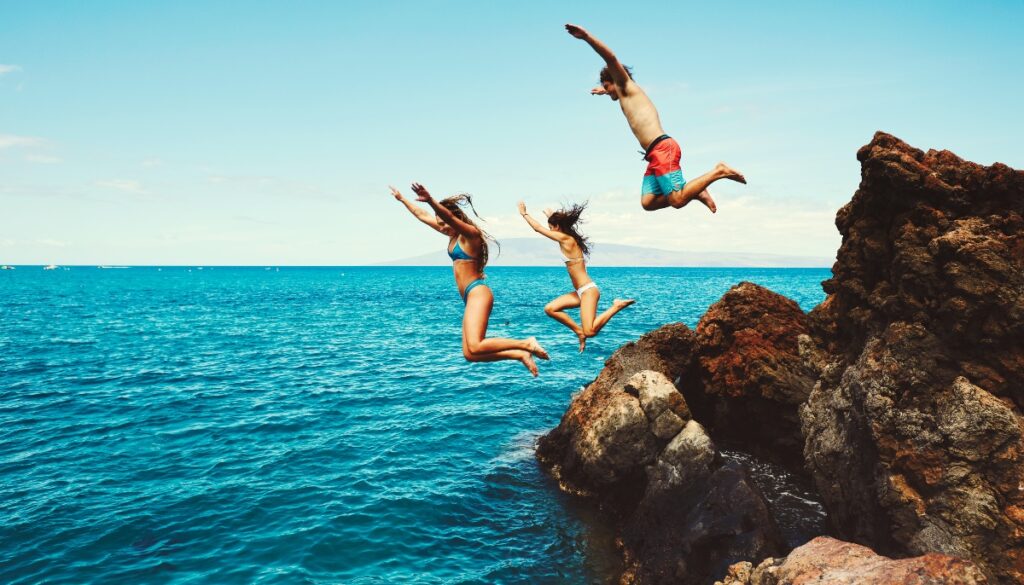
[619,80,665,149]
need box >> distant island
[377,238,833,268]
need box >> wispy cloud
[0,65,20,76]
[95,179,147,194]
[141,157,163,168]
[0,134,44,149]
[25,154,62,164]
[35,238,70,248]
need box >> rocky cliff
[537,133,1023,584]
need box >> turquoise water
[0,267,829,584]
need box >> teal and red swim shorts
[641,135,686,196]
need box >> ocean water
[0,266,829,584]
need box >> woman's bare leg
[544,292,585,351]
[463,287,549,362]
[462,336,538,376]
[591,299,635,333]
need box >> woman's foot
[578,333,587,354]
[521,353,539,377]
[716,162,746,184]
[526,337,550,360]
[613,298,636,309]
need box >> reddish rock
[716,536,988,584]
[802,133,1024,582]
[689,282,817,464]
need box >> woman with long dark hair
[518,201,634,352]
[390,183,549,376]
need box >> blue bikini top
[448,239,476,262]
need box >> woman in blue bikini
[391,183,549,376]
[519,201,635,352]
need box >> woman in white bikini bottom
[519,200,635,353]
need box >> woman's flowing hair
[547,201,591,257]
[439,193,498,266]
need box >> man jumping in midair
[566,24,746,213]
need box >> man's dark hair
[599,65,633,84]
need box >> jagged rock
[686,282,817,464]
[715,536,988,585]
[536,324,695,502]
[623,459,782,585]
[802,132,1024,582]
[537,358,783,584]
[538,132,1024,584]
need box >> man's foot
[716,162,747,184]
[527,337,550,360]
[578,333,587,354]
[521,353,539,377]
[696,190,717,213]
[613,298,636,309]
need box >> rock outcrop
[538,132,1023,584]
[716,536,988,585]
[536,324,696,504]
[536,336,784,584]
[687,282,817,464]
[802,133,1024,582]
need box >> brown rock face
[536,324,696,504]
[802,132,1024,582]
[536,325,783,584]
[716,536,988,585]
[689,282,817,464]
[811,131,1024,401]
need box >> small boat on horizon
[44,264,59,270]
[0,265,14,270]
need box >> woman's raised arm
[518,201,565,242]
[389,185,445,234]
[413,183,481,239]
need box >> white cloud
[0,134,44,149]
[25,154,62,164]
[35,238,69,248]
[141,157,162,168]
[95,179,147,194]
[0,65,20,76]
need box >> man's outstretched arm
[565,24,631,90]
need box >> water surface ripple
[0,266,829,583]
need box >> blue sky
[2,1,1022,265]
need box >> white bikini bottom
[576,281,599,296]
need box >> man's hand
[565,24,589,40]
[517,201,528,216]
[388,185,403,200]
[590,86,608,96]
[411,182,433,202]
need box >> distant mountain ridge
[377,238,832,267]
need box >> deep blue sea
[0,266,829,584]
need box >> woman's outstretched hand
[517,201,528,216]
[388,185,403,200]
[411,182,433,202]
